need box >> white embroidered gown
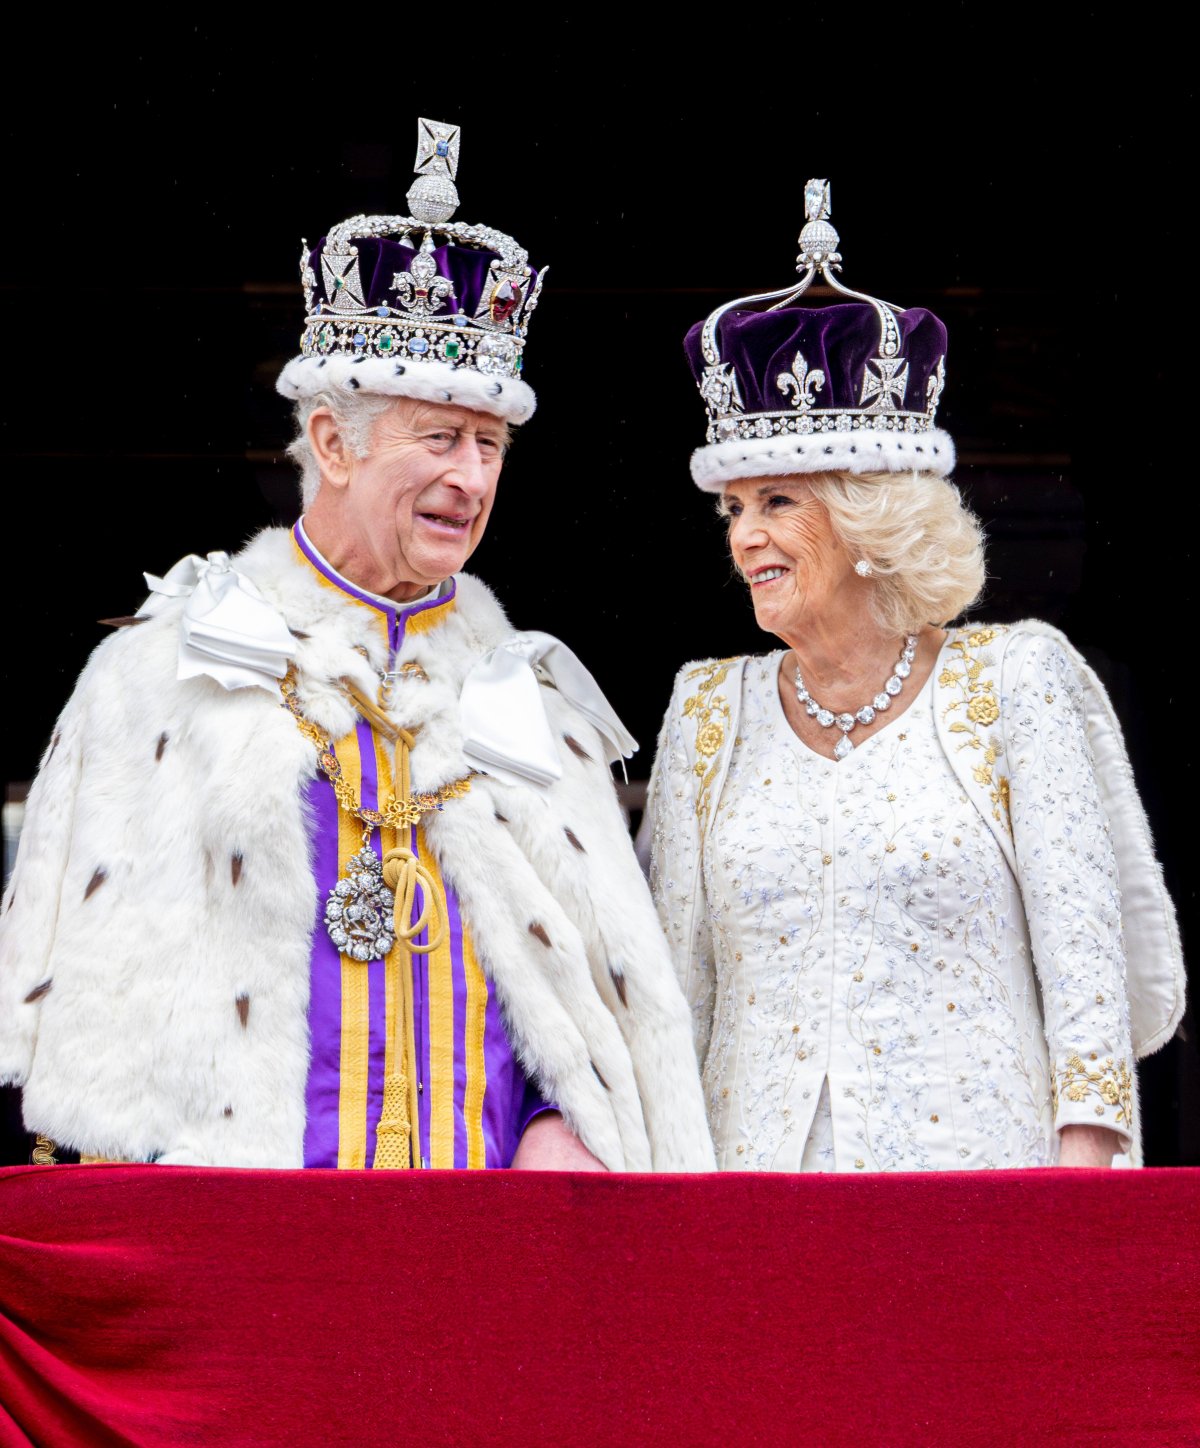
[648,636,1134,1172]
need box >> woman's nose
[730,511,767,552]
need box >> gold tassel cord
[345,682,401,741]
[372,726,447,1170]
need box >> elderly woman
[646,181,1184,1173]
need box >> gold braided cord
[383,847,446,954]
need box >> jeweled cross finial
[408,118,462,225]
[414,118,461,180]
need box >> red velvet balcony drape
[1,1166,1198,1447]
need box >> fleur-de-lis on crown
[392,232,456,316]
[777,351,825,411]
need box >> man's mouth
[420,512,471,532]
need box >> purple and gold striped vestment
[294,523,546,1169]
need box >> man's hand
[511,1111,607,1171]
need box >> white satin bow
[460,632,638,788]
[136,552,298,693]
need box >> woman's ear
[307,408,353,491]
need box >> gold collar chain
[280,669,472,834]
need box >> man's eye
[428,431,455,445]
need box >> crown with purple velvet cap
[684,180,953,492]
[277,119,545,425]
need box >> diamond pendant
[833,734,855,760]
[324,845,396,961]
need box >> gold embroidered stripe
[417,824,457,1170]
[336,726,371,1170]
[463,931,489,1169]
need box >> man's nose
[445,437,491,497]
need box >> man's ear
[307,408,353,490]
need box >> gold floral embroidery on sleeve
[681,658,740,829]
[938,626,1012,834]
[1051,1054,1133,1127]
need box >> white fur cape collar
[0,528,714,1173]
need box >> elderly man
[0,121,714,1174]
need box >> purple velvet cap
[684,300,953,491]
[306,233,541,332]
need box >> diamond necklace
[794,635,918,759]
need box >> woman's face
[722,476,855,641]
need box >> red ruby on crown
[490,280,522,323]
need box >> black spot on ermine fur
[529,922,552,948]
[231,853,244,886]
[564,828,586,853]
[156,732,169,761]
[236,995,250,1028]
[25,980,52,1004]
[84,868,107,900]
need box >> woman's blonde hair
[806,470,986,633]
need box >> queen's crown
[684,179,951,484]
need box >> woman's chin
[750,594,792,639]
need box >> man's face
[340,399,508,598]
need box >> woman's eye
[767,495,792,508]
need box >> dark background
[3,24,1195,1161]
